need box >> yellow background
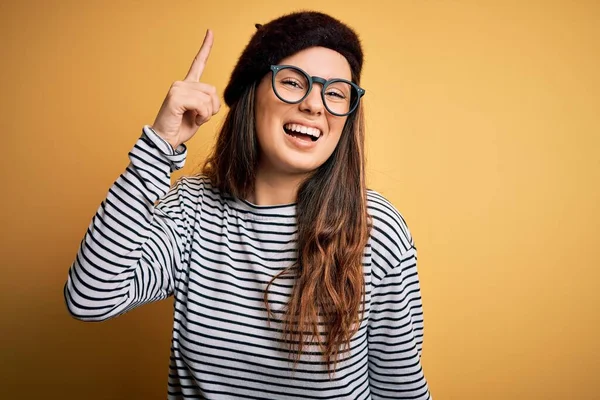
[1,0,598,399]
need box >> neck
[249,166,308,206]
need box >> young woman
[65,11,432,400]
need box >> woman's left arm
[368,246,432,399]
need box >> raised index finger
[184,29,214,82]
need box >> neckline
[232,196,297,221]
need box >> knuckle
[168,82,183,97]
[195,97,206,108]
[197,115,209,125]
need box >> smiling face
[254,46,353,177]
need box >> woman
[65,11,432,400]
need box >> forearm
[64,127,186,321]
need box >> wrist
[149,126,179,150]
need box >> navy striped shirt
[64,126,432,399]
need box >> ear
[255,23,263,30]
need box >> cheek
[327,117,347,143]
[254,79,273,129]
[254,100,275,144]
[255,88,287,140]
[254,107,268,138]
[255,108,282,147]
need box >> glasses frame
[269,64,366,117]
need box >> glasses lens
[273,67,309,103]
[323,81,359,116]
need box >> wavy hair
[202,74,371,375]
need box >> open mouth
[283,123,322,142]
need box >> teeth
[284,123,321,139]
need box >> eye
[325,90,346,99]
[281,78,304,89]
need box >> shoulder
[158,174,225,211]
[367,189,414,251]
[173,174,214,193]
[366,189,417,280]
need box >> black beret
[223,11,363,107]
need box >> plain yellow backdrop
[1,0,598,399]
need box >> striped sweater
[64,126,432,399]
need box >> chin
[265,153,325,176]
[280,160,322,175]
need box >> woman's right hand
[151,30,221,149]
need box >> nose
[299,84,324,115]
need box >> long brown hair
[202,74,371,375]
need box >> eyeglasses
[270,65,365,117]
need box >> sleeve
[368,245,433,399]
[64,126,191,321]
